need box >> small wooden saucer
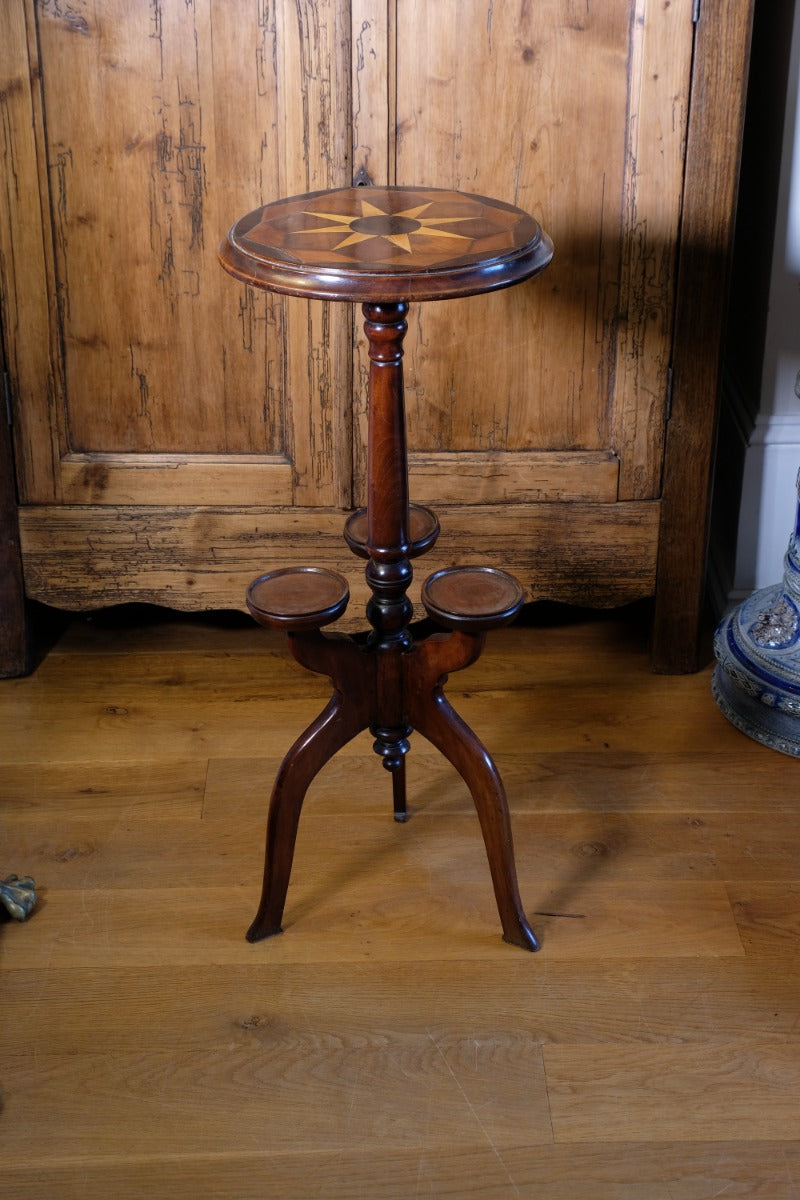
[247,566,350,631]
[343,504,440,559]
[421,566,526,632]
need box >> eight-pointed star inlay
[293,198,473,255]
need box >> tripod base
[245,583,538,952]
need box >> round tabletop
[219,186,553,302]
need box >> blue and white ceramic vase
[712,467,800,757]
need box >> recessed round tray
[421,566,526,632]
[343,504,440,559]
[247,566,350,631]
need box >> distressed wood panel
[11,0,353,508]
[209,0,288,456]
[38,0,235,454]
[60,454,293,505]
[0,2,60,502]
[18,500,659,624]
[391,0,693,502]
[351,0,391,187]
[614,0,695,499]
[394,1,629,459]
[276,1,354,506]
[408,450,619,505]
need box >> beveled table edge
[218,188,554,302]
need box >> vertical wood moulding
[652,0,755,671]
[0,1,61,503]
[24,0,65,501]
[614,0,695,502]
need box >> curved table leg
[407,635,540,951]
[247,646,370,942]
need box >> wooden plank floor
[2,605,799,1198]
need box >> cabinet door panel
[6,0,351,509]
[391,0,694,504]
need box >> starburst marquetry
[293,199,472,254]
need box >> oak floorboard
[725,883,800,955]
[50,614,275,657]
[0,1036,552,1162]
[7,1141,799,1200]
[49,609,643,671]
[0,676,752,763]
[4,957,800,1057]
[9,809,800,893]
[0,877,743,968]
[545,1040,800,1142]
[2,611,799,1197]
[206,746,795,816]
[2,760,206,817]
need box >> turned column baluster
[363,301,413,647]
[362,301,414,810]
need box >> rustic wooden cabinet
[0,0,754,674]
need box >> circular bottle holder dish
[421,566,526,632]
[344,503,440,560]
[247,566,350,632]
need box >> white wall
[732,0,800,598]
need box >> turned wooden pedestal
[219,186,553,949]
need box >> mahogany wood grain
[362,301,414,642]
[246,566,350,631]
[404,629,539,950]
[421,567,526,632]
[344,502,440,559]
[245,636,372,942]
[219,186,553,302]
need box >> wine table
[219,185,553,949]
